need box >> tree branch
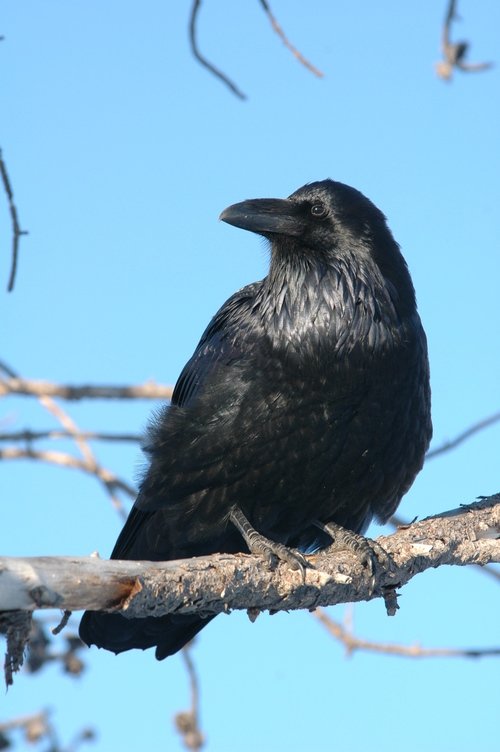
[1,495,499,684]
[1,496,498,617]
[188,0,247,100]
[435,0,493,81]
[174,644,205,751]
[425,411,500,459]
[313,607,500,660]
[259,0,324,78]
[0,428,142,444]
[0,376,173,401]
[0,148,28,292]
[0,709,95,751]
[0,445,136,502]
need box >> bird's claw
[229,505,309,579]
[315,520,391,593]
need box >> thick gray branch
[1,497,499,619]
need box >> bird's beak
[219,198,303,237]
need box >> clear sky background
[1,2,499,751]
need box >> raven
[80,179,432,659]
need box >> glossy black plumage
[79,179,432,659]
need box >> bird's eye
[311,204,326,218]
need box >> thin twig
[174,643,205,750]
[35,393,130,516]
[1,446,135,504]
[476,563,500,584]
[0,428,141,443]
[0,711,50,735]
[38,394,96,468]
[0,360,137,518]
[259,0,323,78]
[0,710,94,752]
[51,610,72,636]
[426,411,500,460]
[0,375,173,401]
[313,607,500,660]
[435,0,493,81]
[188,0,246,100]
[0,147,28,292]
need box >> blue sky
[1,2,499,750]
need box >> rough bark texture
[2,495,499,617]
[1,495,499,684]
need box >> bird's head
[220,179,394,256]
[220,179,415,314]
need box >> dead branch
[174,643,205,750]
[0,360,140,517]
[1,496,499,685]
[259,0,323,78]
[426,411,500,460]
[313,607,500,660]
[0,446,135,508]
[1,494,499,619]
[0,147,28,292]
[36,386,131,516]
[0,428,141,443]
[0,709,95,751]
[0,375,173,401]
[23,617,85,676]
[435,0,493,81]
[188,0,323,100]
[189,0,247,100]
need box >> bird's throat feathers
[258,237,415,357]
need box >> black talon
[230,506,308,578]
[315,520,391,591]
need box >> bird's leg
[229,506,308,576]
[314,520,391,590]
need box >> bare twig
[36,393,130,518]
[0,446,136,503]
[24,618,85,677]
[0,709,95,752]
[0,148,28,292]
[188,0,246,100]
[0,428,142,443]
[0,375,173,401]
[0,710,52,742]
[0,361,139,517]
[426,411,500,460]
[37,395,94,464]
[51,610,73,636]
[476,563,500,584]
[435,0,493,81]
[0,710,48,734]
[313,607,500,660]
[259,0,323,78]
[174,643,205,750]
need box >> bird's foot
[315,520,390,591]
[230,506,308,578]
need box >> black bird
[80,179,432,659]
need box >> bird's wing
[171,280,263,407]
[110,281,264,560]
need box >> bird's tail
[79,610,213,660]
